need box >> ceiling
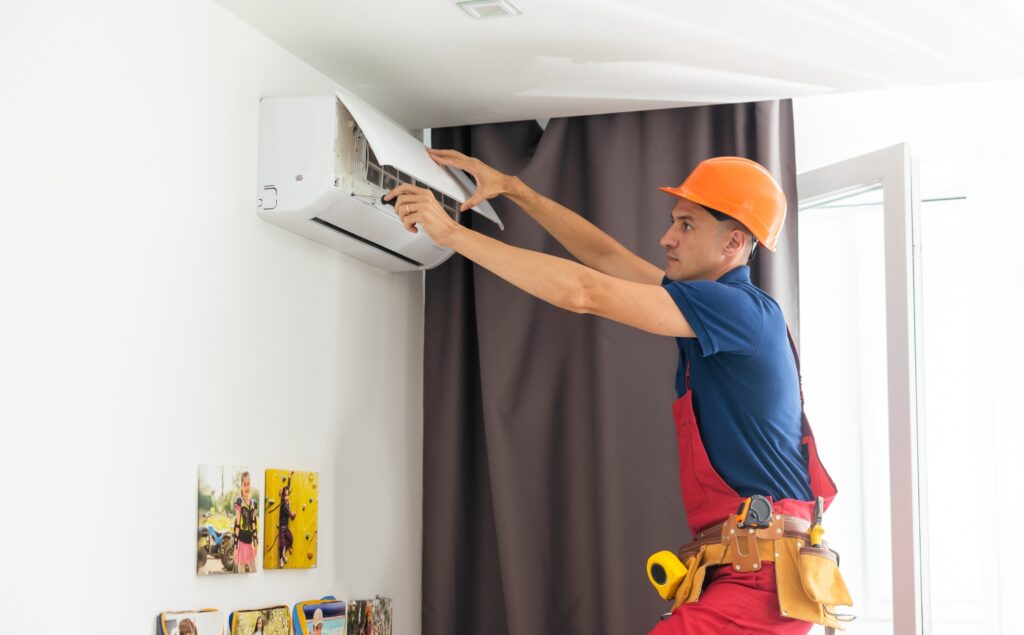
[214,0,1024,129]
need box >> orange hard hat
[658,156,787,252]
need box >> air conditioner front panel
[335,88,503,229]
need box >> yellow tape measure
[646,550,688,601]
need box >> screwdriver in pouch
[809,496,825,547]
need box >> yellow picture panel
[231,607,290,635]
[263,469,319,569]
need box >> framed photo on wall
[197,465,260,575]
[263,469,319,570]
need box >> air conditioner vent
[458,0,521,19]
[311,217,423,267]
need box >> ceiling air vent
[458,0,521,19]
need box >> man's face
[242,475,250,497]
[659,198,732,281]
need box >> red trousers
[647,564,812,635]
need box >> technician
[385,150,841,634]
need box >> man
[386,150,840,633]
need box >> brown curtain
[423,100,799,635]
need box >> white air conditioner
[256,89,503,271]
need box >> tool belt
[657,512,854,631]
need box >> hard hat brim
[657,186,779,252]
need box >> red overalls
[649,334,838,635]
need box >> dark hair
[699,204,758,263]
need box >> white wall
[0,1,423,632]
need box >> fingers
[382,183,428,202]
[426,148,468,160]
[427,148,472,169]
[392,193,432,212]
[460,194,483,212]
[393,199,427,232]
[402,208,420,233]
[396,201,419,218]
[384,185,448,237]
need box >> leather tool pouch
[775,538,854,630]
[670,543,726,610]
[798,545,853,607]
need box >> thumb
[460,194,484,212]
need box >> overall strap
[786,325,839,504]
[786,327,811,436]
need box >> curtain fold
[423,100,799,635]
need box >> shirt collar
[717,265,751,284]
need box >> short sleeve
[662,280,766,357]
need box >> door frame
[797,143,927,635]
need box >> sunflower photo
[263,469,319,569]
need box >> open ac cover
[256,89,503,272]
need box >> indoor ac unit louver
[257,89,503,271]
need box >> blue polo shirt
[662,266,813,502]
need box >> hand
[427,148,511,212]
[383,184,461,247]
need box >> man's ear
[724,227,747,257]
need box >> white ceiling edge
[214,0,1024,129]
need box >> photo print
[345,601,369,635]
[297,599,346,635]
[158,609,224,635]
[346,597,391,635]
[230,606,290,635]
[263,469,319,570]
[197,465,260,575]
[371,598,391,635]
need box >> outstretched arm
[428,149,665,284]
[386,184,694,338]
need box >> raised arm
[385,184,695,338]
[427,149,665,284]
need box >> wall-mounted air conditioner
[256,89,503,271]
